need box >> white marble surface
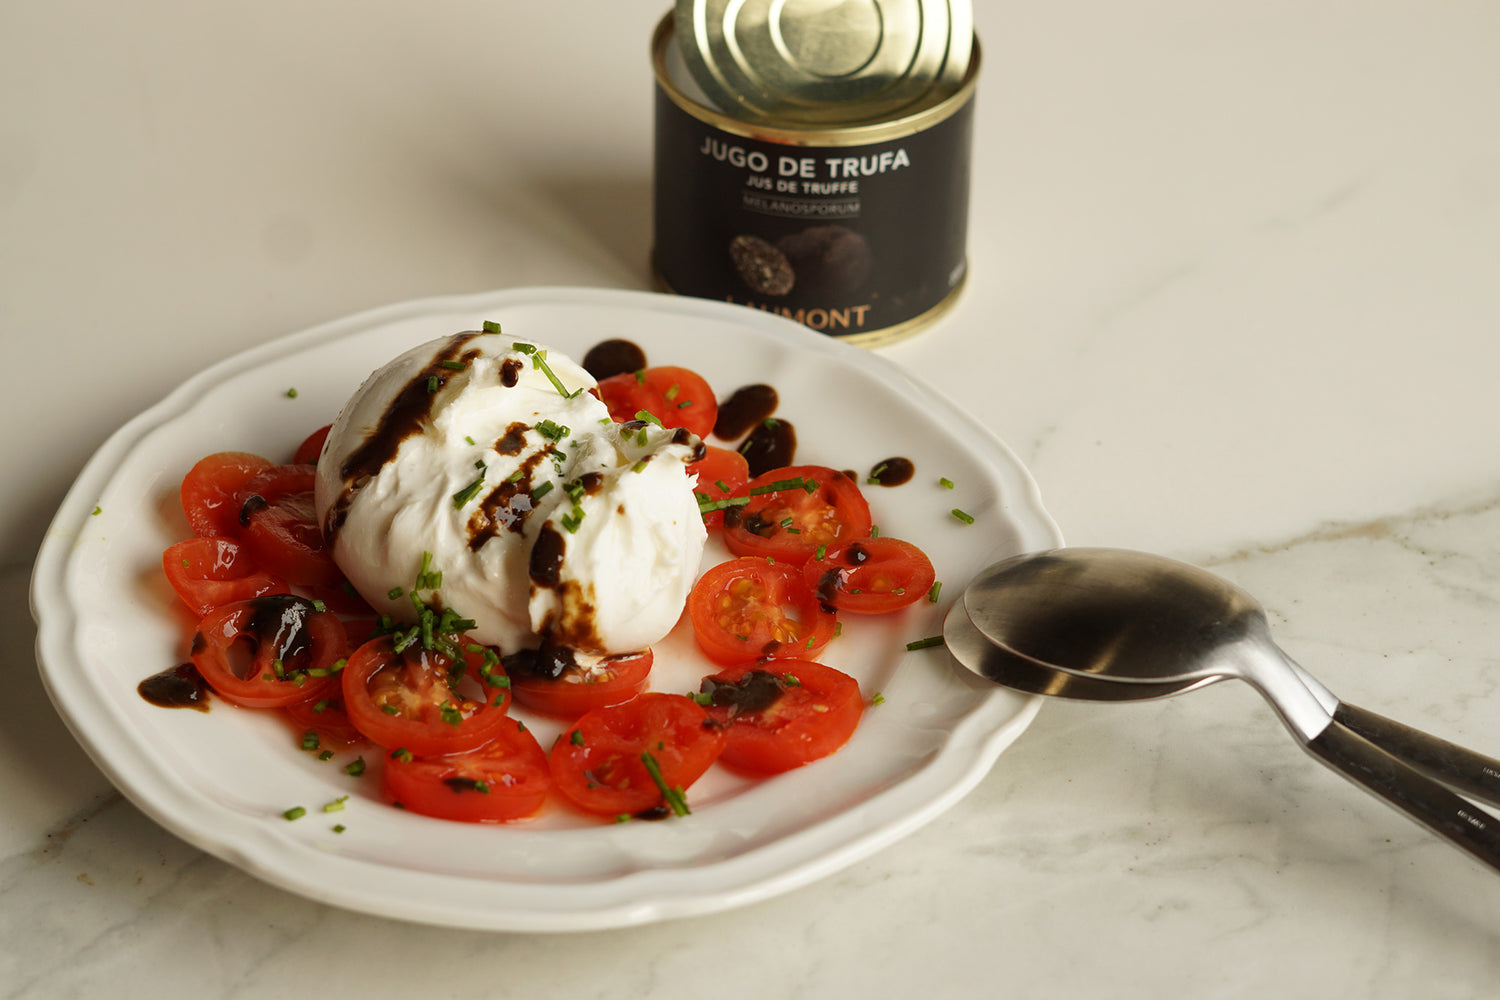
[5,1,1500,996]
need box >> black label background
[651,89,973,336]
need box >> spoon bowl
[947,546,1500,872]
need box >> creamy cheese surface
[313,331,706,654]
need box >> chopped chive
[906,635,945,651]
[482,320,502,332]
[332,824,346,833]
[91,505,102,516]
[635,409,663,427]
[318,750,334,760]
[927,581,943,603]
[452,476,486,508]
[426,375,440,393]
[872,692,886,705]
[380,704,400,715]
[951,508,976,525]
[323,796,349,813]
[283,806,306,821]
[815,544,827,560]
[939,477,955,489]
[632,369,646,385]
[300,730,320,751]
[570,729,585,746]
[285,387,298,399]
[714,479,729,493]
[641,752,690,816]
[465,435,477,446]
[344,757,366,777]
[440,359,467,371]
[390,748,413,762]
[387,586,404,600]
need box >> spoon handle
[1305,722,1500,873]
[1333,702,1500,808]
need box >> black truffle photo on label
[777,225,872,297]
[729,234,795,296]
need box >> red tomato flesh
[688,556,837,666]
[236,464,343,587]
[802,537,936,614]
[597,365,718,439]
[699,659,864,775]
[507,649,653,719]
[163,536,289,616]
[722,465,872,565]
[190,595,347,709]
[341,637,514,757]
[688,444,750,529]
[180,451,273,538]
[549,693,726,817]
[383,722,551,823]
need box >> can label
[651,87,973,341]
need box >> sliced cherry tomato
[190,595,347,709]
[802,537,936,615]
[597,365,718,439]
[549,693,726,817]
[383,722,551,823]
[180,451,273,538]
[284,692,366,750]
[162,536,289,616]
[293,424,331,465]
[506,648,653,718]
[236,464,342,587]
[722,465,872,565]
[341,637,513,756]
[688,445,750,529]
[687,556,837,665]
[699,659,864,775]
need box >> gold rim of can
[652,12,981,147]
[673,0,972,128]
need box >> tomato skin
[687,556,837,666]
[549,693,726,816]
[180,451,273,538]
[190,595,347,709]
[688,445,750,529]
[341,637,513,757]
[802,537,936,615]
[284,693,366,750]
[237,464,343,587]
[162,536,289,616]
[699,659,864,775]
[722,465,872,565]
[293,424,331,465]
[597,365,718,439]
[383,722,551,823]
[507,649,653,719]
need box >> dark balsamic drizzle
[714,384,778,440]
[138,663,211,711]
[738,418,796,477]
[867,456,915,487]
[700,669,786,717]
[582,339,648,381]
[324,331,488,541]
[529,523,567,588]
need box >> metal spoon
[945,546,1500,871]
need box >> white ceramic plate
[31,287,1061,931]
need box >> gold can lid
[674,0,973,127]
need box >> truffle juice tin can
[650,12,978,346]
